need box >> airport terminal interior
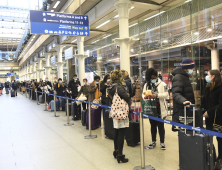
[1,0,222,169]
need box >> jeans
[114,128,126,155]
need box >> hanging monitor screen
[51,56,55,65]
[29,10,89,37]
[65,47,73,60]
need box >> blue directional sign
[29,10,89,37]
[7,73,16,76]
[65,47,73,60]
[51,56,55,65]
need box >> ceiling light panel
[96,20,111,28]
[53,1,60,8]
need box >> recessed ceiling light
[194,31,199,35]
[207,28,213,32]
[51,10,54,12]
[129,23,138,28]
[114,15,119,18]
[144,11,165,21]
[103,34,112,39]
[96,20,111,29]
[131,6,135,10]
[91,39,100,44]
[71,39,77,43]
[163,39,168,43]
[53,1,60,9]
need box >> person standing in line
[202,70,222,169]
[171,58,195,131]
[88,76,101,102]
[68,74,81,99]
[12,80,18,96]
[5,81,10,94]
[77,78,89,110]
[142,68,168,150]
[108,70,130,163]
[55,78,67,111]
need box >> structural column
[26,65,28,81]
[148,61,154,68]
[211,48,220,70]
[114,0,136,74]
[75,37,87,84]
[29,61,32,80]
[32,61,37,80]
[44,52,51,81]
[97,49,102,77]
[55,45,65,80]
[37,58,43,81]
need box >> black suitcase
[125,120,140,147]
[81,109,87,126]
[32,91,36,100]
[11,90,15,97]
[65,103,72,116]
[71,102,80,120]
[104,110,114,139]
[178,104,215,170]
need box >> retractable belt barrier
[24,88,222,138]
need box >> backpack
[110,88,129,120]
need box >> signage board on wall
[85,72,94,84]
[65,47,73,60]
[162,73,169,85]
[7,73,16,76]
[51,56,55,65]
[29,10,89,37]
[0,74,7,78]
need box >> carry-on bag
[51,100,60,111]
[125,100,140,147]
[39,95,45,103]
[86,107,102,130]
[81,109,87,126]
[178,104,215,170]
[104,110,114,139]
[71,102,80,120]
[11,90,15,97]
[131,97,141,120]
[32,91,36,100]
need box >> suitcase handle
[184,103,195,136]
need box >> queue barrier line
[25,88,222,138]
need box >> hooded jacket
[172,67,195,110]
[68,79,81,98]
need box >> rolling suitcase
[51,100,60,111]
[39,95,44,103]
[81,109,87,126]
[125,100,140,146]
[32,91,36,100]
[178,104,215,170]
[6,88,9,94]
[86,107,102,130]
[11,90,15,97]
[104,110,114,139]
[131,98,141,121]
[71,102,80,120]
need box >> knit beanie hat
[181,58,195,69]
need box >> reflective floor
[0,90,217,170]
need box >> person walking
[171,58,195,131]
[202,70,222,169]
[5,81,10,94]
[12,80,18,96]
[142,68,168,150]
[108,70,131,163]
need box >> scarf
[58,83,64,88]
[94,81,101,99]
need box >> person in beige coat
[88,76,101,102]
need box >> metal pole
[53,91,59,117]
[36,90,40,105]
[84,101,97,139]
[64,97,74,126]
[26,88,28,98]
[44,90,47,111]
[101,109,104,129]
[30,89,32,100]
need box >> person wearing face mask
[100,74,111,106]
[55,78,67,110]
[202,70,222,169]
[88,76,101,102]
[171,58,195,131]
[68,74,81,99]
[142,68,168,150]
[77,79,89,110]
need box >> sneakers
[160,143,166,150]
[149,141,156,149]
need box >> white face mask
[83,82,86,85]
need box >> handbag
[76,93,87,106]
[213,109,222,132]
[91,99,101,109]
[110,88,129,120]
[141,99,158,117]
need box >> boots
[117,155,128,163]
[113,151,118,159]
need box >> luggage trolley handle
[183,103,195,135]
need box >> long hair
[207,70,222,91]
[103,74,110,83]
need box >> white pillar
[105,65,108,74]
[75,37,87,84]
[33,61,36,80]
[29,62,32,80]
[26,65,28,81]
[148,61,154,68]
[56,45,64,80]
[114,0,136,74]
[97,49,102,77]
[37,58,43,81]
[44,52,51,81]
[211,48,220,71]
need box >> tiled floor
[0,90,200,170]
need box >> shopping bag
[141,99,158,117]
[76,93,87,106]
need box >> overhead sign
[0,74,7,78]
[7,73,16,76]
[29,10,89,36]
[51,56,55,65]
[65,47,73,60]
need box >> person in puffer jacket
[171,58,195,131]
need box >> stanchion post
[44,90,47,111]
[53,91,59,117]
[36,90,40,105]
[64,97,74,126]
[30,89,32,101]
[84,101,97,139]
[26,88,28,98]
